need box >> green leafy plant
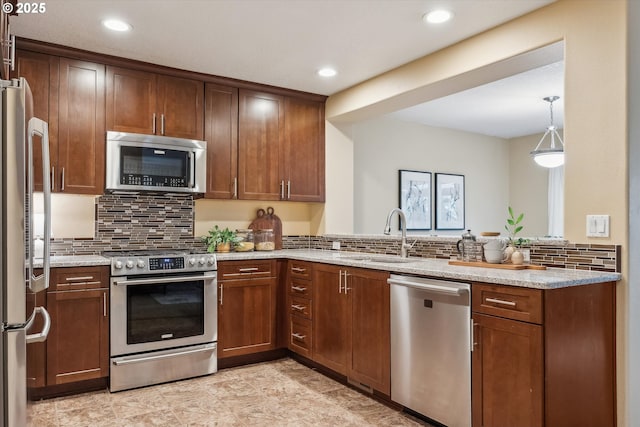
[504,207,529,246]
[202,225,238,252]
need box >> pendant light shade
[531,96,564,168]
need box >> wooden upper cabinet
[57,58,105,194]
[204,83,238,199]
[238,89,284,200]
[157,75,203,140]
[12,50,59,192]
[106,66,204,140]
[283,97,325,202]
[106,66,156,134]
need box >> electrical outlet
[586,215,610,237]
[332,241,341,250]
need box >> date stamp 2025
[3,2,47,14]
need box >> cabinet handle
[65,276,95,282]
[343,271,351,294]
[219,284,223,306]
[338,269,343,294]
[161,114,165,135]
[103,292,107,317]
[233,177,238,199]
[287,180,291,199]
[471,319,477,352]
[280,180,285,199]
[291,267,306,273]
[291,286,307,292]
[51,166,55,191]
[61,167,65,191]
[238,267,259,273]
[292,333,306,341]
[152,113,157,134]
[485,297,517,307]
[291,304,306,312]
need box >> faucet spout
[384,208,410,258]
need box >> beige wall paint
[324,0,628,424]
[33,193,96,238]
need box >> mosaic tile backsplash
[49,194,620,273]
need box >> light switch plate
[332,241,341,250]
[586,215,610,237]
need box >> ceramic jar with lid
[254,229,275,251]
[234,229,255,252]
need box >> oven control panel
[109,252,217,276]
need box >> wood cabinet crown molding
[16,37,328,103]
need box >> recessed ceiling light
[423,9,453,24]
[102,19,132,32]
[318,67,337,78]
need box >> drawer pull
[291,267,306,273]
[238,267,259,272]
[292,333,306,340]
[485,297,517,307]
[65,276,94,282]
[291,286,307,292]
[291,304,306,311]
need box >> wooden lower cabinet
[472,281,616,427]
[312,263,390,395]
[218,260,278,358]
[27,266,110,396]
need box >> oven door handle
[113,274,217,286]
[112,344,217,366]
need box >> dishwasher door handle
[387,277,466,296]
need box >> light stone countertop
[36,249,621,290]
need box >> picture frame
[435,173,465,230]
[399,169,431,230]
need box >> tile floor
[27,358,433,426]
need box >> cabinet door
[312,263,349,375]
[46,288,109,385]
[218,277,276,358]
[12,50,59,192]
[238,89,284,200]
[57,58,105,194]
[157,75,203,139]
[106,66,156,134]
[204,83,238,199]
[472,313,543,427]
[283,97,325,202]
[348,268,390,395]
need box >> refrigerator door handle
[27,117,51,293]
[25,306,51,344]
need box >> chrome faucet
[384,208,412,258]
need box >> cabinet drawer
[289,261,312,279]
[289,317,312,357]
[290,296,312,319]
[218,260,275,280]
[50,266,108,291]
[289,278,313,297]
[472,283,543,324]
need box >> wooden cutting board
[448,260,547,270]
[248,207,282,249]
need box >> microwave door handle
[27,117,51,293]
[189,151,195,188]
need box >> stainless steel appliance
[389,274,471,427]
[1,78,52,426]
[108,250,217,392]
[105,131,206,194]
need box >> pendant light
[530,96,564,168]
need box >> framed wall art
[435,173,465,230]
[399,169,431,230]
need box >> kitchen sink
[340,254,415,264]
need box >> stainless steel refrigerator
[1,77,51,426]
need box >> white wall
[352,116,511,236]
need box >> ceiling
[10,0,560,138]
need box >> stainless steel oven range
[107,250,217,392]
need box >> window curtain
[548,166,564,237]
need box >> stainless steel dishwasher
[389,274,471,427]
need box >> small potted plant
[203,225,237,253]
[504,207,529,264]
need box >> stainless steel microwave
[105,131,206,194]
